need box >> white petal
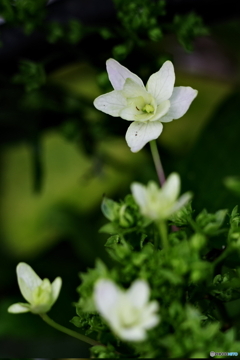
[169,192,192,215]
[162,173,180,203]
[126,121,163,153]
[127,280,150,308]
[106,58,144,90]
[160,86,198,123]
[94,279,120,319]
[94,91,126,117]
[116,326,146,341]
[8,302,30,313]
[17,263,42,304]
[146,61,175,104]
[131,183,148,209]
[149,100,170,121]
[142,313,160,330]
[141,301,160,329]
[51,277,62,304]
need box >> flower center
[32,279,52,305]
[120,306,140,328]
[142,104,154,114]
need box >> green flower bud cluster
[100,195,143,233]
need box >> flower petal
[116,326,146,341]
[94,91,127,117]
[149,100,170,121]
[106,58,144,90]
[8,302,30,313]
[141,301,160,329]
[51,277,62,304]
[94,279,120,319]
[160,86,198,123]
[126,121,163,153]
[146,61,175,104]
[162,173,180,203]
[127,280,150,308]
[170,192,192,215]
[17,263,42,304]
[131,183,148,209]
[122,78,151,101]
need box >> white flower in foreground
[94,58,198,152]
[8,262,62,314]
[131,172,192,221]
[94,279,159,341]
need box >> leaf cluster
[73,197,240,358]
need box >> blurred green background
[0,0,240,357]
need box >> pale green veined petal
[149,100,170,121]
[127,280,150,308]
[120,96,146,121]
[126,121,163,153]
[169,192,193,216]
[17,263,42,304]
[122,78,151,101]
[94,279,120,319]
[94,91,126,117]
[146,61,175,104]
[8,302,30,313]
[106,58,144,90]
[160,86,198,123]
[162,173,180,203]
[51,277,62,304]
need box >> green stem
[39,313,100,346]
[157,220,169,249]
[150,140,165,186]
[212,247,232,267]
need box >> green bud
[119,204,135,228]
[190,233,206,251]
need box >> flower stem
[150,140,165,186]
[39,313,100,346]
[157,220,169,249]
[212,247,232,267]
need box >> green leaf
[101,197,120,221]
[99,222,119,234]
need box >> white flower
[94,279,160,341]
[131,172,192,221]
[8,262,62,314]
[94,59,198,152]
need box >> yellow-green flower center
[142,104,154,114]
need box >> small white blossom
[131,172,192,220]
[94,59,198,152]
[94,279,160,341]
[8,262,62,314]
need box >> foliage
[72,198,240,357]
